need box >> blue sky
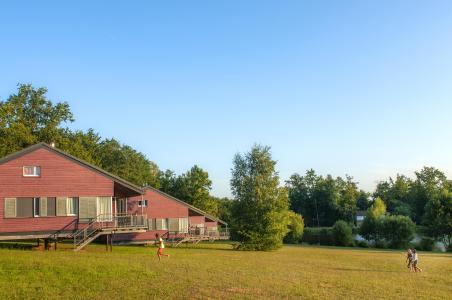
[1,1,452,197]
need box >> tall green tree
[0,84,73,157]
[180,165,218,216]
[373,175,413,218]
[211,196,234,224]
[336,175,359,224]
[158,166,218,216]
[96,139,159,187]
[423,189,452,251]
[411,167,449,223]
[231,145,290,250]
[356,190,370,211]
[359,197,387,242]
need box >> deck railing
[166,227,230,239]
[73,214,148,249]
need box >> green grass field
[0,243,450,299]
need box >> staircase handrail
[48,218,79,241]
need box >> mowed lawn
[0,243,451,299]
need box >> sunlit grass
[0,243,450,299]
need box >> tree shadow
[329,267,401,273]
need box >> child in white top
[411,249,422,272]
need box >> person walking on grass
[406,249,413,272]
[411,249,422,272]
[155,233,170,261]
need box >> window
[16,198,33,218]
[155,218,168,230]
[138,200,148,207]
[4,197,73,218]
[179,218,189,233]
[162,218,168,230]
[67,197,79,216]
[33,198,40,217]
[23,166,41,177]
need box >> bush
[359,216,380,242]
[380,215,415,249]
[375,240,388,249]
[356,240,368,248]
[284,211,305,244]
[417,237,435,251]
[332,220,353,246]
[319,228,334,245]
[301,227,334,246]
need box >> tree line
[1,84,450,251]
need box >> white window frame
[163,218,168,230]
[138,200,148,207]
[23,166,41,177]
[67,197,78,216]
[33,197,40,217]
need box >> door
[97,196,112,221]
[116,198,128,215]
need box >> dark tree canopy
[158,166,218,216]
[0,84,73,157]
[286,170,359,227]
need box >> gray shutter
[16,198,33,218]
[47,197,56,216]
[79,197,97,220]
[147,218,155,230]
[156,218,163,230]
[56,197,68,216]
[169,218,179,232]
[40,197,47,217]
[4,198,16,218]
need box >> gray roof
[0,142,143,195]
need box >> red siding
[189,216,206,225]
[0,148,114,233]
[129,189,188,218]
[118,189,218,242]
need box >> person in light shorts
[406,249,413,271]
[155,233,170,261]
[411,249,422,272]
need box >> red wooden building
[0,143,228,250]
[115,187,228,245]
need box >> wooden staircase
[72,214,147,251]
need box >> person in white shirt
[411,249,422,272]
[155,233,170,261]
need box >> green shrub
[301,227,334,246]
[319,228,334,245]
[301,227,321,244]
[332,220,353,246]
[417,237,435,251]
[284,211,305,244]
[375,240,388,249]
[359,215,380,242]
[356,240,368,248]
[380,215,415,249]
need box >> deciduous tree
[231,145,290,250]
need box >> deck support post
[105,234,113,252]
[44,239,50,251]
